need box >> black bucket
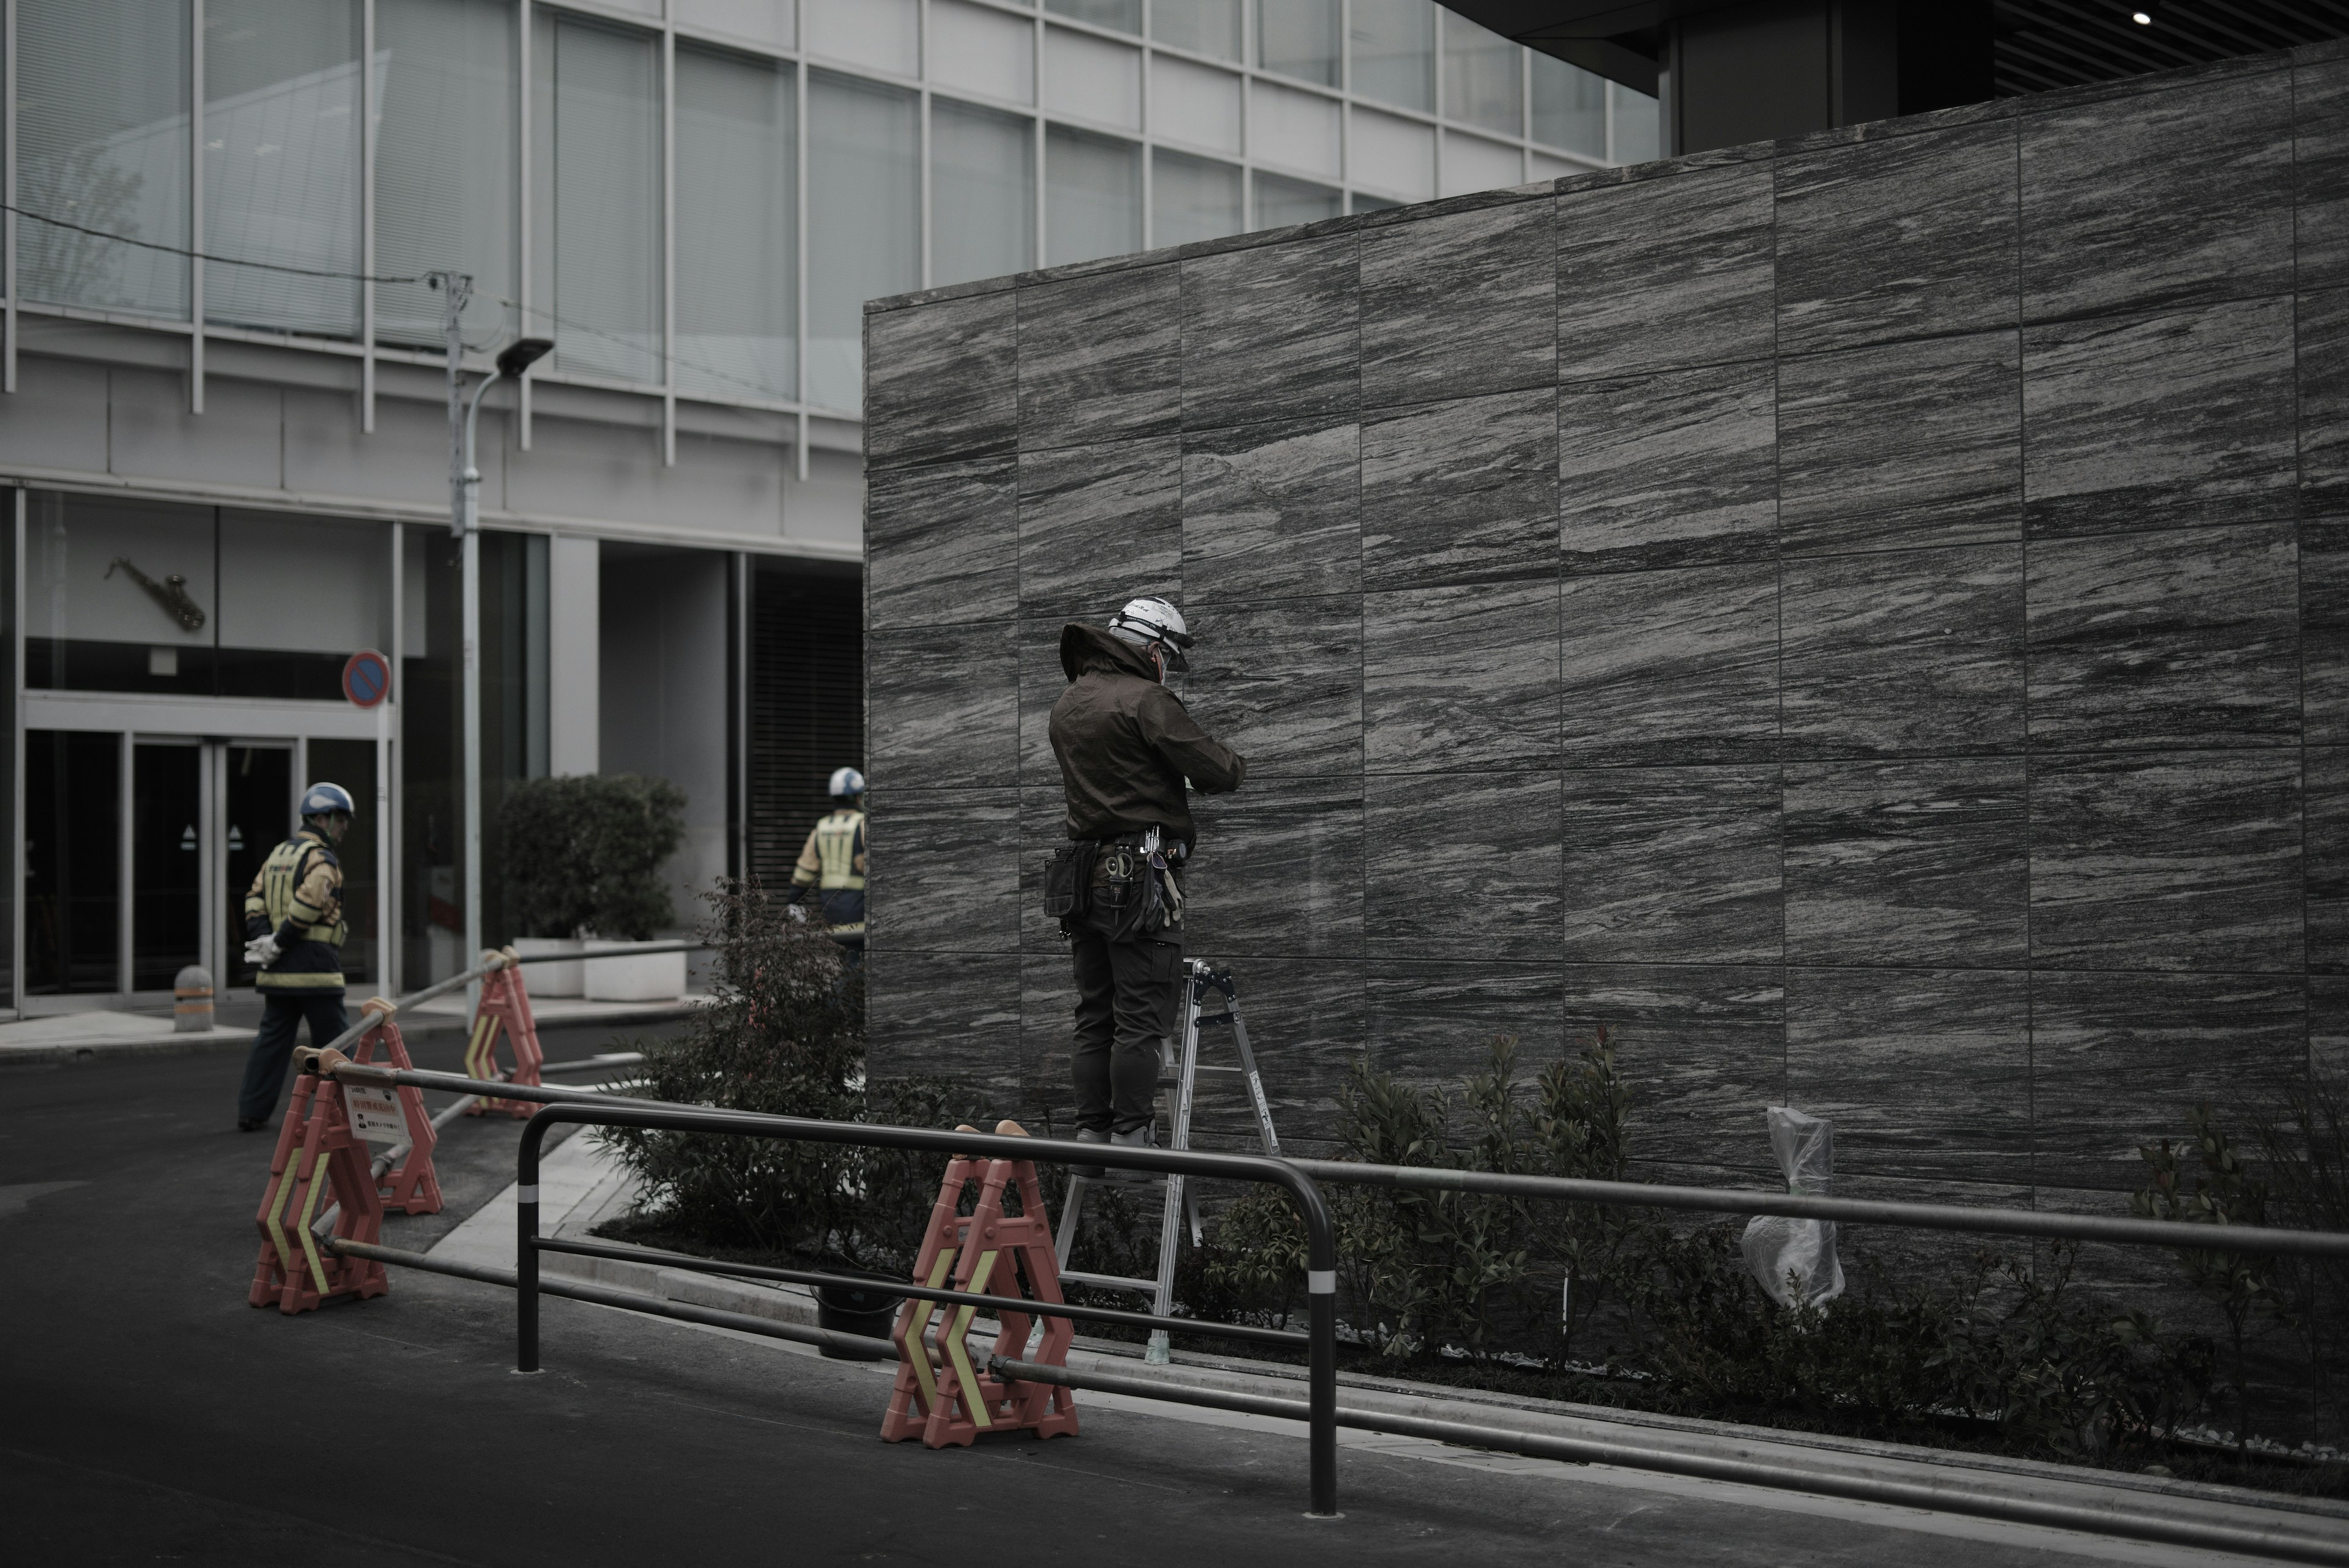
[814,1276,903,1358]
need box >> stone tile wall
[861,47,2349,1228]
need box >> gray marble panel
[1016,263,1180,450]
[1360,388,1560,589]
[2298,48,2349,291]
[2307,518,2349,746]
[1559,964,1785,1174]
[1178,596,1363,778]
[1363,579,1559,771]
[2032,968,2307,1190]
[1181,233,1359,431]
[1775,121,2019,355]
[2312,747,2349,975]
[868,622,1020,789]
[1017,784,1072,954]
[2021,298,2297,537]
[864,788,1020,954]
[2020,65,2294,322]
[1776,333,2021,558]
[1781,544,2025,759]
[1359,196,1556,409]
[1187,776,1365,958]
[2025,520,2301,752]
[1558,362,1775,573]
[1017,436,1183,622]
[1196,957,1368,1152]
[1018,950,1081,1131]
[1784,760,2029,968]
[2298,285,2349,495]
[864,291,1018,469]
[1561,765,1782,965]
[1017,618,1069,787]
[864,456,1017,631]
[1784,967,2031,1181]
[864,948,1025,1104]
[1363,771,1562,960]
[1182,415,1360,604]
[1367,964,1565,1088]
[2030,752,2304,972]
[1556,162,1775,381]
[2317,973,2349,1088]
[1828,1175,2038,1294]
[1560,562,1779,767]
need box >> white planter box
[582,940,686,1002]
[511,937,585,997]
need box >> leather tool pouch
[1044,841,1096,931]
[1089,842,1170,945]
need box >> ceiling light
[2132,5,2154,20]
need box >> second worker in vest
[786,766,867,966]
[1047,596,1245,1176]
[234,782,355,1132]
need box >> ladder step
[1061,1269,1160,1296]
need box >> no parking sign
[343,649,391,709]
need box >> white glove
[784,904,808,924]
[243,934,282,967]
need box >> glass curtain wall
[203,0,363,337]
[807,70,918,414]
[932,100,1034,289]
[1533,53,1608,160]
[1258,0,1340,85]
[1047,0,1140,30]
[675,45,797,400]
[18,0,192,318]
[1045,126,1140,268]
[1351,0,1433,112]
[531,10,662,382]
[1152,0,1241,59]
[1441,10,1523,137]
[1255,173,1339,229]
[376,0,518,346]
[1153,149,1240,247]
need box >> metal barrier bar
[314,943,706,1060]
[533,1233,1310,1348]
[513,1102,1343,1517]
[1282,1158,2349,1261]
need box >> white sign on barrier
[346,1085,407,1145]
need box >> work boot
[1073,1126,1109,1179]
[1108,1123,1156,1183]
[237,1118,269,1133]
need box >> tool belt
[1044,832,1184,945]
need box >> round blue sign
[343,649,391,709]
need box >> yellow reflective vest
[243,829,346,990]
[792,808,866,939]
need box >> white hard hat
[1107,595,1193,672]
[829,767,866,799]
[300,782,355,819]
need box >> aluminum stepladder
[1052,960,1283,1364]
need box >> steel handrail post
[511,1101,1340,1515]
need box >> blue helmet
[300,782,355,820]
[828,767,866,800]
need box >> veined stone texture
[863,53,2339,1208]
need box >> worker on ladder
[234,782,355,1132]
[786,766,867,966]
[1046,596,1246,1176]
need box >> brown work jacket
[1048,623,1247,849]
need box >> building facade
[0,0,1651,1011]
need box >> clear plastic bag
[1740,1106,1846,1308]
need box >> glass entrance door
[132,741,204,991]
[224,744,294,989]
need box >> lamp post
[435,266,552,1000]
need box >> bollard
[174,965,214,1033]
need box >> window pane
[1152,0,1240,60]
[1531,53,1606,158]
[376,0,517,347]
[1047,0,1139,31]
[1350,191,1403,215]
[803,0,917,76]
[204,0,362,337]
[1045,125,1140,267]
[26,729,121,996]
[1152,149,1239,247]
[1442,13,1521,137]
[1257,0,1337,86]
[933,99,1034,288]
[531,13,663,383]
[1611,81,1661,165]
[1254,172,1338,230]
[19,0,191,318]
[1349,0,1432,113]
[676,46,796,400]
[808,70,919,413]
[675,0,795,49]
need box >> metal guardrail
[315,941,707,1060]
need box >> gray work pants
[1069,929,1182,1135]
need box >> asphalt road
[1,1035,2158,1567]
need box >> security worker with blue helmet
[785,767,866,967]
[235,782,354,1131]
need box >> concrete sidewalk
[434,1137,2349,1568]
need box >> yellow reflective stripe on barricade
[944,1251,999,1429]
[294,1150,333,1298]
[262,1158,300,1278]
[902,1250,957,1410]
[465,1015,501,1080]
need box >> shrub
[499,773,688,939]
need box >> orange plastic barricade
[880,1123,1078,1449]
[248,1052,389,1315]
[347,1006,442,1216]
[462,949,544,1119]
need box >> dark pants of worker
[1069,930,1182,1134]
[237,990,350,1124]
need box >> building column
[547,534,599,776]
